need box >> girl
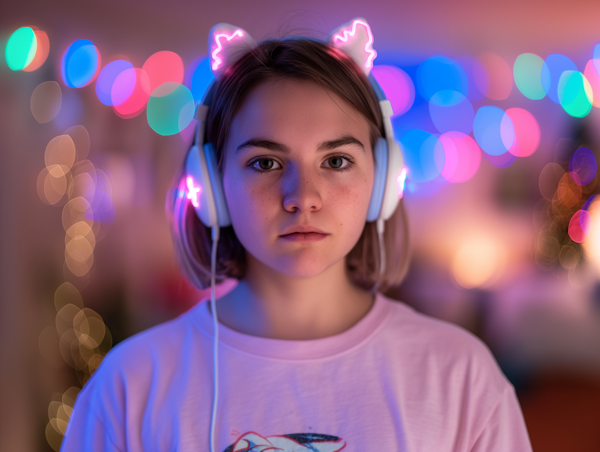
[62,19,533,452]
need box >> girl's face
[222,79,375,279]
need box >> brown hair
[167,38,410,292]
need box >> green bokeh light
[147,83,195,136]
[5,27,37,71]
[558,71,593,118]
[513,53,549,100]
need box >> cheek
[223,167,279,241]
[327,172,373,235]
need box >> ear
[208,23,257,79]
[328,18,377,76]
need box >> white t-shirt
[61,293,533,452]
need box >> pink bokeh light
[142,51,184,94]
[371,65,415,116]
[568,210,593,243]
[112,68,151,119]
[505,108,540,157]
[439,131,482,183]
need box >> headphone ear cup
[185,144,218,226]
[203,143,231,227]
[379,138,404,221]
[366,137,388,222]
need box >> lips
[279,225,328,236]
[279,232,328,242]
[279,226,329,242]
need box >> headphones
[181,18,407,452]
[185,18,407,229]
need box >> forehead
[227,79,371,150]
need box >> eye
[323,155,352,171]
[250,158,282,172]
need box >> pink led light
[397,167,408,198]
[186,176,201,208]
[332,19,377,70]
[211,29,244,71]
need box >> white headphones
[185,18,406,229]
[182,18,407,452]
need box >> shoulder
[84,305,206,395]
[378,294,508,392]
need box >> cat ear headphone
[183,19,407,452]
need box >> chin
[264,250,341,279]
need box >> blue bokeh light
[61,39,101,88]
[185,56,214,103]
[543,54,578,104]
[473,106,514,156]
[429,90,474,134]
[400,129,445,183]
[416,55,469,102]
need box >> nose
[281,163,323,213]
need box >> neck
[214,256,374,340]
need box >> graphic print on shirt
[223,432,346,451]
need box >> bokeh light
[539,163,565,201]
[513,53,549,100]
[45,135,76,170]
[568,210,593,243]
[583,60,600,108]
[142,51,184,94]
[505,108,540,157]
[61,40,101,88]
[569,147,597,186]
[582,199,600,274]
[428,90,474,134]
[23,29,49,72]
[112,68,151,118]
[416,55,468,102]
[399,129,445,183]
[62,197,93,231]
[478,53,512,100]
[54,282,83,311]
[37,166,70,206]
[473,106,514,156]
[557,71,593,117]
[543,54,578,104]
[5,27,37,71]
[593,44,600,77]
[456,55,488,100]
[438,131,481,183]
[372,65,415,116]
[453,235,502,288]
[556,172,582,208]
[31,81,62,123]
[95,60,134,106]
[185,56,215,103]
[64,125,90,161]
[65,221,96,253]
[147,82,195,135]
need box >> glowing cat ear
[328,17,377,76]
[208,23,257,79]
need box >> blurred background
[2,0,600,450]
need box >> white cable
[370,218,386,294]
[209,225,220,452]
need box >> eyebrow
[235,135,365,154]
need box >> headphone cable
[210,225,220,452]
